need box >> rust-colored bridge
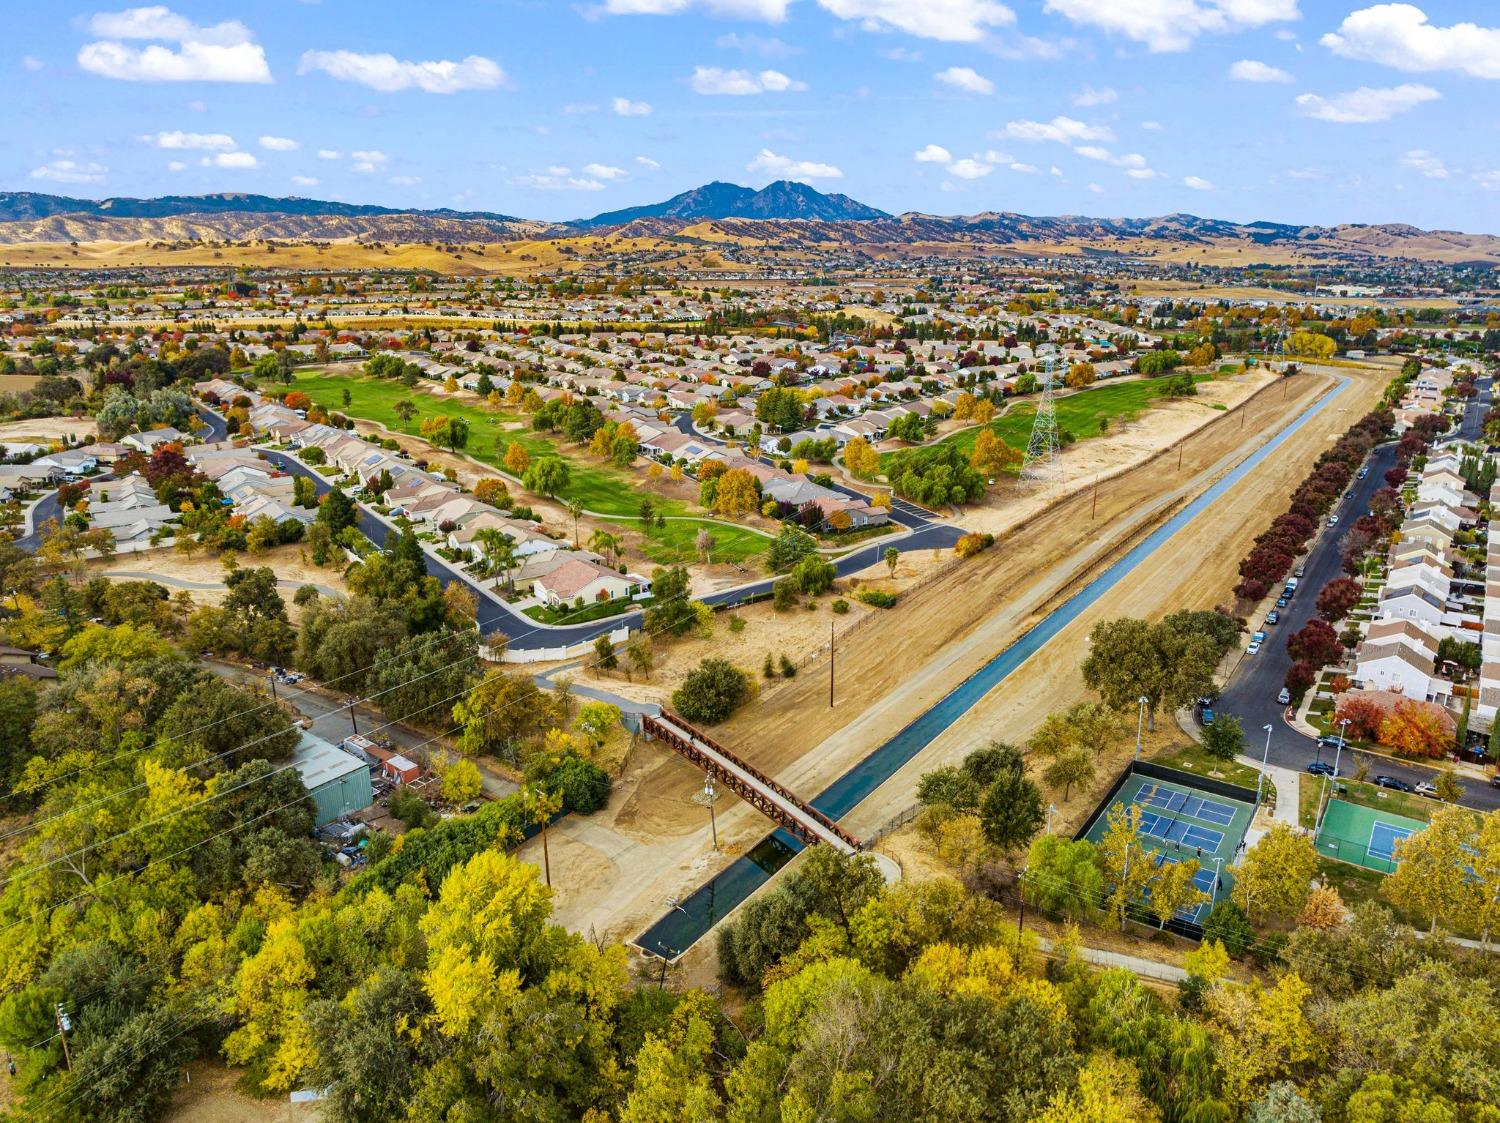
[643,712,861,853]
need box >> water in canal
[638,377,1352,959]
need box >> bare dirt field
[88,543,349,605]
[524,361,1389,950]
[163,1063,313,1123]
[0,416,99,444]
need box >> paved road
[196,405,229,443]
[261,448,964,651]
[1218,382,1500,813]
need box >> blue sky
[5,2,1500,229]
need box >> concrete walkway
[101,569,346,600]
[1034,935,1188,983]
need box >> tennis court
[1080,767,1257,926]
[1316,798,1428,874]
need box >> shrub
[543,754,611,814]
[727,615,746,634]
[955,532,995,558]
[779,654,796,678]
[673,658,752,724]
[857,590,897,609]
[772,577,799,612]
[831,598,850,614]
[1202,899,1255,956]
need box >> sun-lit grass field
[291,370,770,564]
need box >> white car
[1329,514,1340,526]
[1277,687,1291,705]
[1247,641,1262,655]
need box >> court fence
[1073,759,1259,844]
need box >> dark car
[1492,774,1500,789]
[1307,761,1338,777]
[1276,596,1290,608]
[1373,775,1413,792]
[1316,735,1345,750]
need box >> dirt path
[528,366,1393,946]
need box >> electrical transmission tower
[1021,355,1062,483]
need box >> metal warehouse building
[292,731,375,827]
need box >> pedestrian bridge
[642,713,861,854]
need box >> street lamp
[1258,724,1273,804]
[1335,718,1350,779]
[1212,855,1224,899]
[702,775,719,851]
[1046,803,1057,835]
[1134,695,1149,760]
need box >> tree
[1336,695,1385,741]
[438,757,483,803]
[1082,616,1218,730]
[1316,577,1363,623]
[1286,619,1343,667]
[619,993,725,1123]
[1247,1082,1322,1123]
[473,477,510,508]
[1234,824,1317,922]
[1202,713,1245,761]
[626,634,654,680]
[695,527,715,564]
[713,468,760,516]
[978,765,1045,852]
[573,700,621,750]
[843,435,881,478]
[1203,899,1255,955]
[1378,699,1454,759]
[1296,885,1345,930]
[644,566,695,636]
[1149,858,1209,929]
[767,525,817,573]
[419,415,469,454]
[522,455,570,497]
[592,634,618,674]
[1063,362,1097,390]
[503,441,531,476]
[885,547,900,578]
[1099,804,1153,929]
[317,486,357,534]
[1043,748,1095,802]
[886,442,987,506]
[970,428,1021,479]
[1023,834,1104,921]
[672,658,751,724]
[1033,1054,1157,1123]
[451,670,561,760]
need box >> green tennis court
[1080,770,1256,922]
[1315,798,1428,873]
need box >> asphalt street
[1218,377,1500,812]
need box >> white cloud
[1043,0,1299,53]
[999,115,1114,144]
[141,130,235,150]
[1229,58,1292,82]
[298,51,506,93]
[816,0,1016,42]
[31,159,106,184]
[1322,5,1500,80]
[317,149,342,160]
[202,151,258,169]
[1401,149,1448,179]
[1073,145,1155,177]
[291,175,320,187]
[389,175,422,185]
[78,6,271,83]
[612,96,652,116]
[512,167,608,191]
[22,56,45,72]
[583,162,628,180]
[714,32,798,55]
[1183,174,1215,190]
[934,66,994,94]
[1295,83,1439,123]
[1088,182,1104,193]
[746,148,842,179]
[1072,84,1117,106]
[603,0,792,17]
[635,155,661,170]
[690,66,806,94]
[913,144,953,163]
[1141,119,1164,130]
[259,135,299,151]
[1474,170,1500,191]
[349,150,388,173]
[166,160,187,171]
[1286,167,1324,180]
[1009,162,1038,173]
[947,158,993,179]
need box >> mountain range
[0,182,1496,266]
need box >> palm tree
[588,529,620,568]
[566,500,583,548]
[474,528,519,593]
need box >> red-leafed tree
[1384,466,1408,488]
[1335,695,1385,741]
[1288,618,1343,667]
[1316,578,1363,623]
[1285,660,1318,700]
[1234,577,1269,603]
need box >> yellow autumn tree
[504,441,531,475]
[843,436,881,479]
[971,429,1021,480]
[223,917,318,1093]
[714,468,760,516]
[1033,1054,1160,1123]
[1204,972,1316,1109]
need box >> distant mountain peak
[575,180,889,227]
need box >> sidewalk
[1034,935,1187,984]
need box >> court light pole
[1134,695,1149,760]
[1335,718,1350,779]
[1258,724,1273,804]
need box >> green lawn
[290,371,768,563]
[1153,742,1270,798]
[881,376,1213,471]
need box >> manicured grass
[881,376,1212,470]
[611,517,772,568]
[291,371,766,562]
[1153,742,1270,797]
[524,596,643,626]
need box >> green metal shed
[292,731,375,827]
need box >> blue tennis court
[1151,853,1222,922]
[1133,784,1238,827]
[1137,810,1225,852]
[1369,820,1417,863]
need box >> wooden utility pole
[1091,475,1099,520]
[55,1004,72,1072]
[828,620,835,708]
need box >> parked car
[1277,687,1291,705]
[1415,781,1440,799]
[1252,630,1268,643]
[1294,565,1306,578]
[1266,610,1280,625]
[1247,641,1262,655]
[1357,467,1369,480]
[1200,708,1216,727]
[1308,761,1338,776]
[1276,596,1290,608]
[1329,514,1340,526]
[1317,735,1345,750]
[1373,775,1414,792]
